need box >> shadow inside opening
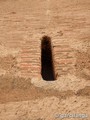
[41,36,56,81]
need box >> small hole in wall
[41,36,56,81]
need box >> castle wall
[0,0,90,80]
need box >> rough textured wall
[0,0,90,80]
[0,0,90,119]
[0,0,90,79]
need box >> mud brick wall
[53,44,76,79]
[0,0,90,80]
[17,38,76,80]
[18,40,41,79]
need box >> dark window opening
[41,36,56,81]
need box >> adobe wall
[0,0,90,80]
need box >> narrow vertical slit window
[41,36,56,81]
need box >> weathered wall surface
[0,0,90,120]
[0,0,90,80]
